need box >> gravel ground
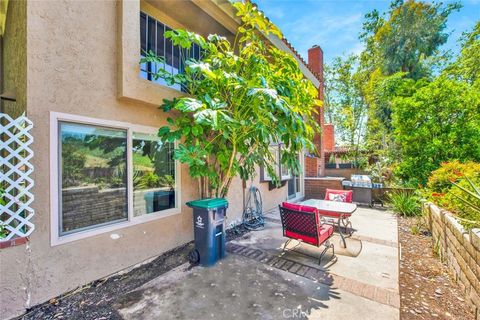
[18,224,250,320]
[398,216,474,320]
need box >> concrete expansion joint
[226,242,400,308]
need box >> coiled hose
[242,185,264,230]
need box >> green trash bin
[186,198,228,266]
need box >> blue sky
[255,0,480,64]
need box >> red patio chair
[279,202,335,264]
[323,189,354,238]
[324,189,353,203]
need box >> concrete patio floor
[114,206,400,320]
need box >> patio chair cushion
[281,202,317,213]
[284,230,318,246]
[318,224,334,243]
[325,189,353,203]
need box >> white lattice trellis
[1,113,35,240]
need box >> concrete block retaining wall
[424,203,480,319]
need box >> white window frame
[287,151,305,201]
[50,112,181,246]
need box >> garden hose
[242,185,265,230]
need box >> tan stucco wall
[1,0,26,117]
[226,170,290,228]
[0,1,292,319]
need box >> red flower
[453,170,463,177]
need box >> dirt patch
[18,224,250,320]
[398,216,474,320]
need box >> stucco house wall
[0,1,308,319]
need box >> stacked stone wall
[425,203,480,319]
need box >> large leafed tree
[142,2,320,198]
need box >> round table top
[300,199,357,214]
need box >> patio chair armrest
[318,215,328,224]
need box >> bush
[426,160,480,193]
[425,161,480,229]
[135,172,160,189]
[392,77,480,186]
[387,190,421,217]
[443,177,480,229]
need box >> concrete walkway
[114,207,400,320]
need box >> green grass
[133,153,153,170]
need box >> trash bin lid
[186,198,228,209]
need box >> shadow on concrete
[114,254,341,320]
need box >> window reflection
[132,133,176,216]
[59,122,128,235]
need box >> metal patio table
[300,199,357,248]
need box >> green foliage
[387,190,421,217]
[135,172,160,190]
[133,171,175,191]
[328,154,336,164]
[324,55,369,169]
[61,138,87,187]
[325,55,367,147]
[158,175,175,189]
[0,187,5,206]
[0,188,6,239]
[0,223,6,239]
[445,21,480,87]
[324,0,478,192]
[359,0,461,152]
[143,1,320,198]
[392,77,480,185]
[361,0,461,79]
[426,160,480,193]
[363,71,421,150]
[366,155,396,184]
[449,177,480,229]
[425,161,480,229]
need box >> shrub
[387,190,421,217]
[135,172,160,190]
[0,188,7,239]
[425,161,480,229]
[426,160,480,193]
[444,176,480,229]
[392,77,480,186]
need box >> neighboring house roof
[281,37,322,82]
[325,147,352,154]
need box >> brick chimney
[323,123,334,152]
[308,45,325,176]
